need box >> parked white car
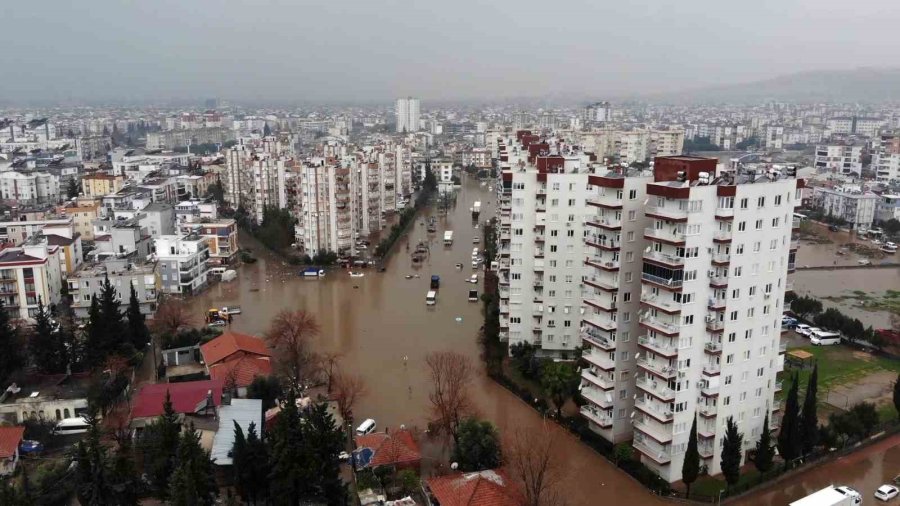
[875,485,899,501]
[795,324,813,336]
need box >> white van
[356,418,376,435]
[810,329,841,346]
[426,290,437,306]
[54,416,90,435]
[795,324,812,336]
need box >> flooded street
[734,434,900,506]
[793,267,900,328]
[184,175,663,506]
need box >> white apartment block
[0,242,63,321]
[629,158,798,482]
[0,171,60,204]
[497,133,800,483]
[875,194,900,223]
[154,234,210,295]
[578,129,684,164]
[764,126,784,149]
[814,143,862,175]
[873,132,900,185]
[396,97,421,133]
[223,138,291,223]
[293,160,355,258]
[814,187,878,230]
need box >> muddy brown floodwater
[184,175,664,506]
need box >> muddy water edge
[183,174,663,506]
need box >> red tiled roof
[355,430,421,468]
[208,356,272,388]
[426,469,520,506]
[130,379,224,419]
[200,331,271,366]
[0,426,25,459]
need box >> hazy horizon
[3,0,900,104]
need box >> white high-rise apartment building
[629,157,799,482]
[293,159,356,258]
[873,132,900,185]
[396,97,421,133]
[497,132,801,483]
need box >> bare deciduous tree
[320,351,343,393]
[425,351,475,444]
[332,371,367,425]
[504,423,566,506]
[265,310,321,389]
[151,299,195,336]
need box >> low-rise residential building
[178,219,238,265]
[139,202,176,238]
[0,373,91,425]
[875,194,900,223]
[67,258,158,318]
[44,233,83,275]
[0,242,63,320]
[814,143,863,175]
[815,187,878,230]
[200,331,272,394]
[61,200,102,241]
[91,216,152,261]
[0,218,73,246]
[0,171,60,204]
[81,173,126,198]
[155,234,210,295]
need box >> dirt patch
[825,370,897,411]
[852,351,877,362]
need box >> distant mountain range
[643,68,900,104]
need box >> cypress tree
[137,391,182,499]
[167,424,218,506]
[777,372,802,467]
[29,297,68,373]
[681,414,700,498]
[75,413,114,505]
[893,373,900,418]
[800,363,819,455]
[83,295,106,368]
[0,298,21,381]
[720,416,743,489]
[126,283,150,350]
[233,421,269,505]
[754,413,774,472]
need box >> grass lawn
[781,343,900,394]
[691,468,760,498]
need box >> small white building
[154,234,210,295]
[816,187,878,230]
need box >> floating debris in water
[455,317,463,322]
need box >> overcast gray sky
[2,0,899,104]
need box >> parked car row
[782,316,842,346]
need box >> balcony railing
[635,397,674,422]
[583,275,618,291]
[699,404,717,417]
[644,227,686,243]
[583,315,617,331]
[582,350,615,370]
[643,250,684,267]
[637,357,676,379]
[702,364,720,376]
[582,330,616,350]
[585,235,619,249]
[706,319,725,331]
[645,204,687,220]
[711,253,731,264]
[640,294,681,312]
[582,387,612,409]
[636,376,675,401]
[640,315,680,335]
[582,367,615,389]
[704,341,722,353]
[580,406,613,428]
[638,336,677,356]
[641,272,683,288]
[633,437,671,464]
[634,418,674,443]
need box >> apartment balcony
[500,230,511,240]
[788,262,796,272]
[644,227,686,245]
[786,282,795,292]
[633,436,671,465]
[583,314,617,332]
[583,275,618,292]
[586,216,622,230]
[580,406,613,428]
[775,380,783,392]
[706,319,725,332]
[714,207,734,219]
[638,336,678,358]
[779,342,787,354]
[702,364,721,376]
[704,341,722,355]
[772,400,783,412]
[792,218,802,229]
[775,354,785,372]
[585,256,619,271]
[699,404,718,418]
[581,330,616,351]
[634,418,674,444]
[640,272,683,289]
[636,376,676,402]
[645,204,687,221]
[701,382,719,397]
[709,276,729,288]
[639,315,680,336]
[637,357,676,380]
[708,297,727,310]
[790,239,799,250]
[581,367,615,390]
[711,253,731,265]
[584,235,620,251]
[583,292,616,312]
[582,349,615,371]
[634,397,674,423]
[640,294,681,313]
[586,197,623,209]
[698,443,715,459]
[643,250,684,268]
[581,386,613,409]
[713,230,732,243]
